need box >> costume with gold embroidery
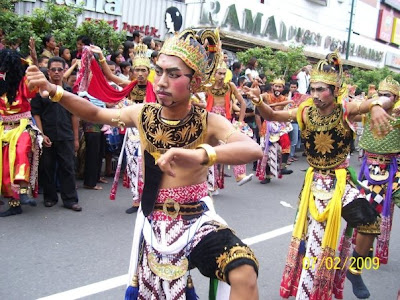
[0,49,42,217]
[356,76,400,265]
[125,29,258,300]
[280,52,377,300]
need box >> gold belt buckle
[163,198,180,219]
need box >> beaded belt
[153,200,205,219]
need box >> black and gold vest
[139,103,208,159]
[302,104,352,169]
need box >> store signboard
[376,9,394,42]
[199,0,384,63]
[391,17,400,45]
[385,51,400,69]
[19,0,122,16]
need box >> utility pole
[346,0,356,60]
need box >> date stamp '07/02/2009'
[302,256,380,271]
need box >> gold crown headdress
[132,43,150,69]
[272,76,285,86]
[378,76,400,96]
[160,29,221,83]
[310,51,343,87]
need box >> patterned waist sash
[152,182,209,221]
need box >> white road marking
[37,224,293,300]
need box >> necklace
[210,83,229,96]
[160,118,181,126]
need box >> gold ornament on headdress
[378,76,400,97]
[216,55,227,70]
[132,43,150,69]
[310,51,343,87]
[272,76,285,86]
[159,29,221,83]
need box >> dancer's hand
[370,104,395,137]
[26,65,53,98]
[156,148,207,177]
[243,85,261,99]
[89,45,103,54]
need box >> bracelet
[288,109,294,122]
[196,143,217,167]
[111,109,126,128]
[251,95,263,107]
[99,57,106,63]
[49,85,64,102]
[369,99,383,111]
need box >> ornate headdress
[310,51,343,87]
[378,76,400,96]
[159,29,221,82]
[132,44,150,69]
[272,76,285,86]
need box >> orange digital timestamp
[302,256,380,270]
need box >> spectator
[142,36,155,57]
[41,34,59,58]
[110,50,123,75]
[38,56,49,68]
[71,35,92,60]
[122,40,135,63]
[59,47,72,68]
[31,56,81,211]
[297,65,311,94]
[119,61,131,81]
[231,61,242,86]
[245,57,261,84]
[132,30,141,45]
[223,51,233,83]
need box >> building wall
[15,0,187,40]
[185,0,399,69]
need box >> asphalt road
[1,155,399,300]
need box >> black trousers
[41,140,78,207]
[84,132,105,187]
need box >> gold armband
[49,85,64,102]
[99,57,106,63]
[196,143,217,167]
[369,99,383,111]
[111,109,126,128]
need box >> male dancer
[27,29,261,300]
[261,77,294,175]
[245,52,393,299]
[346,76,400,299]
[0,49,41,217]
[206,59,253,192]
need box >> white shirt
[297,71,310,94]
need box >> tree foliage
[348,67,400,93]
[0,0,126,55]
[76,20,127,52]
[236,45,308,83]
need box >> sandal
[98,177,108,184]
[83,185,103,190]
